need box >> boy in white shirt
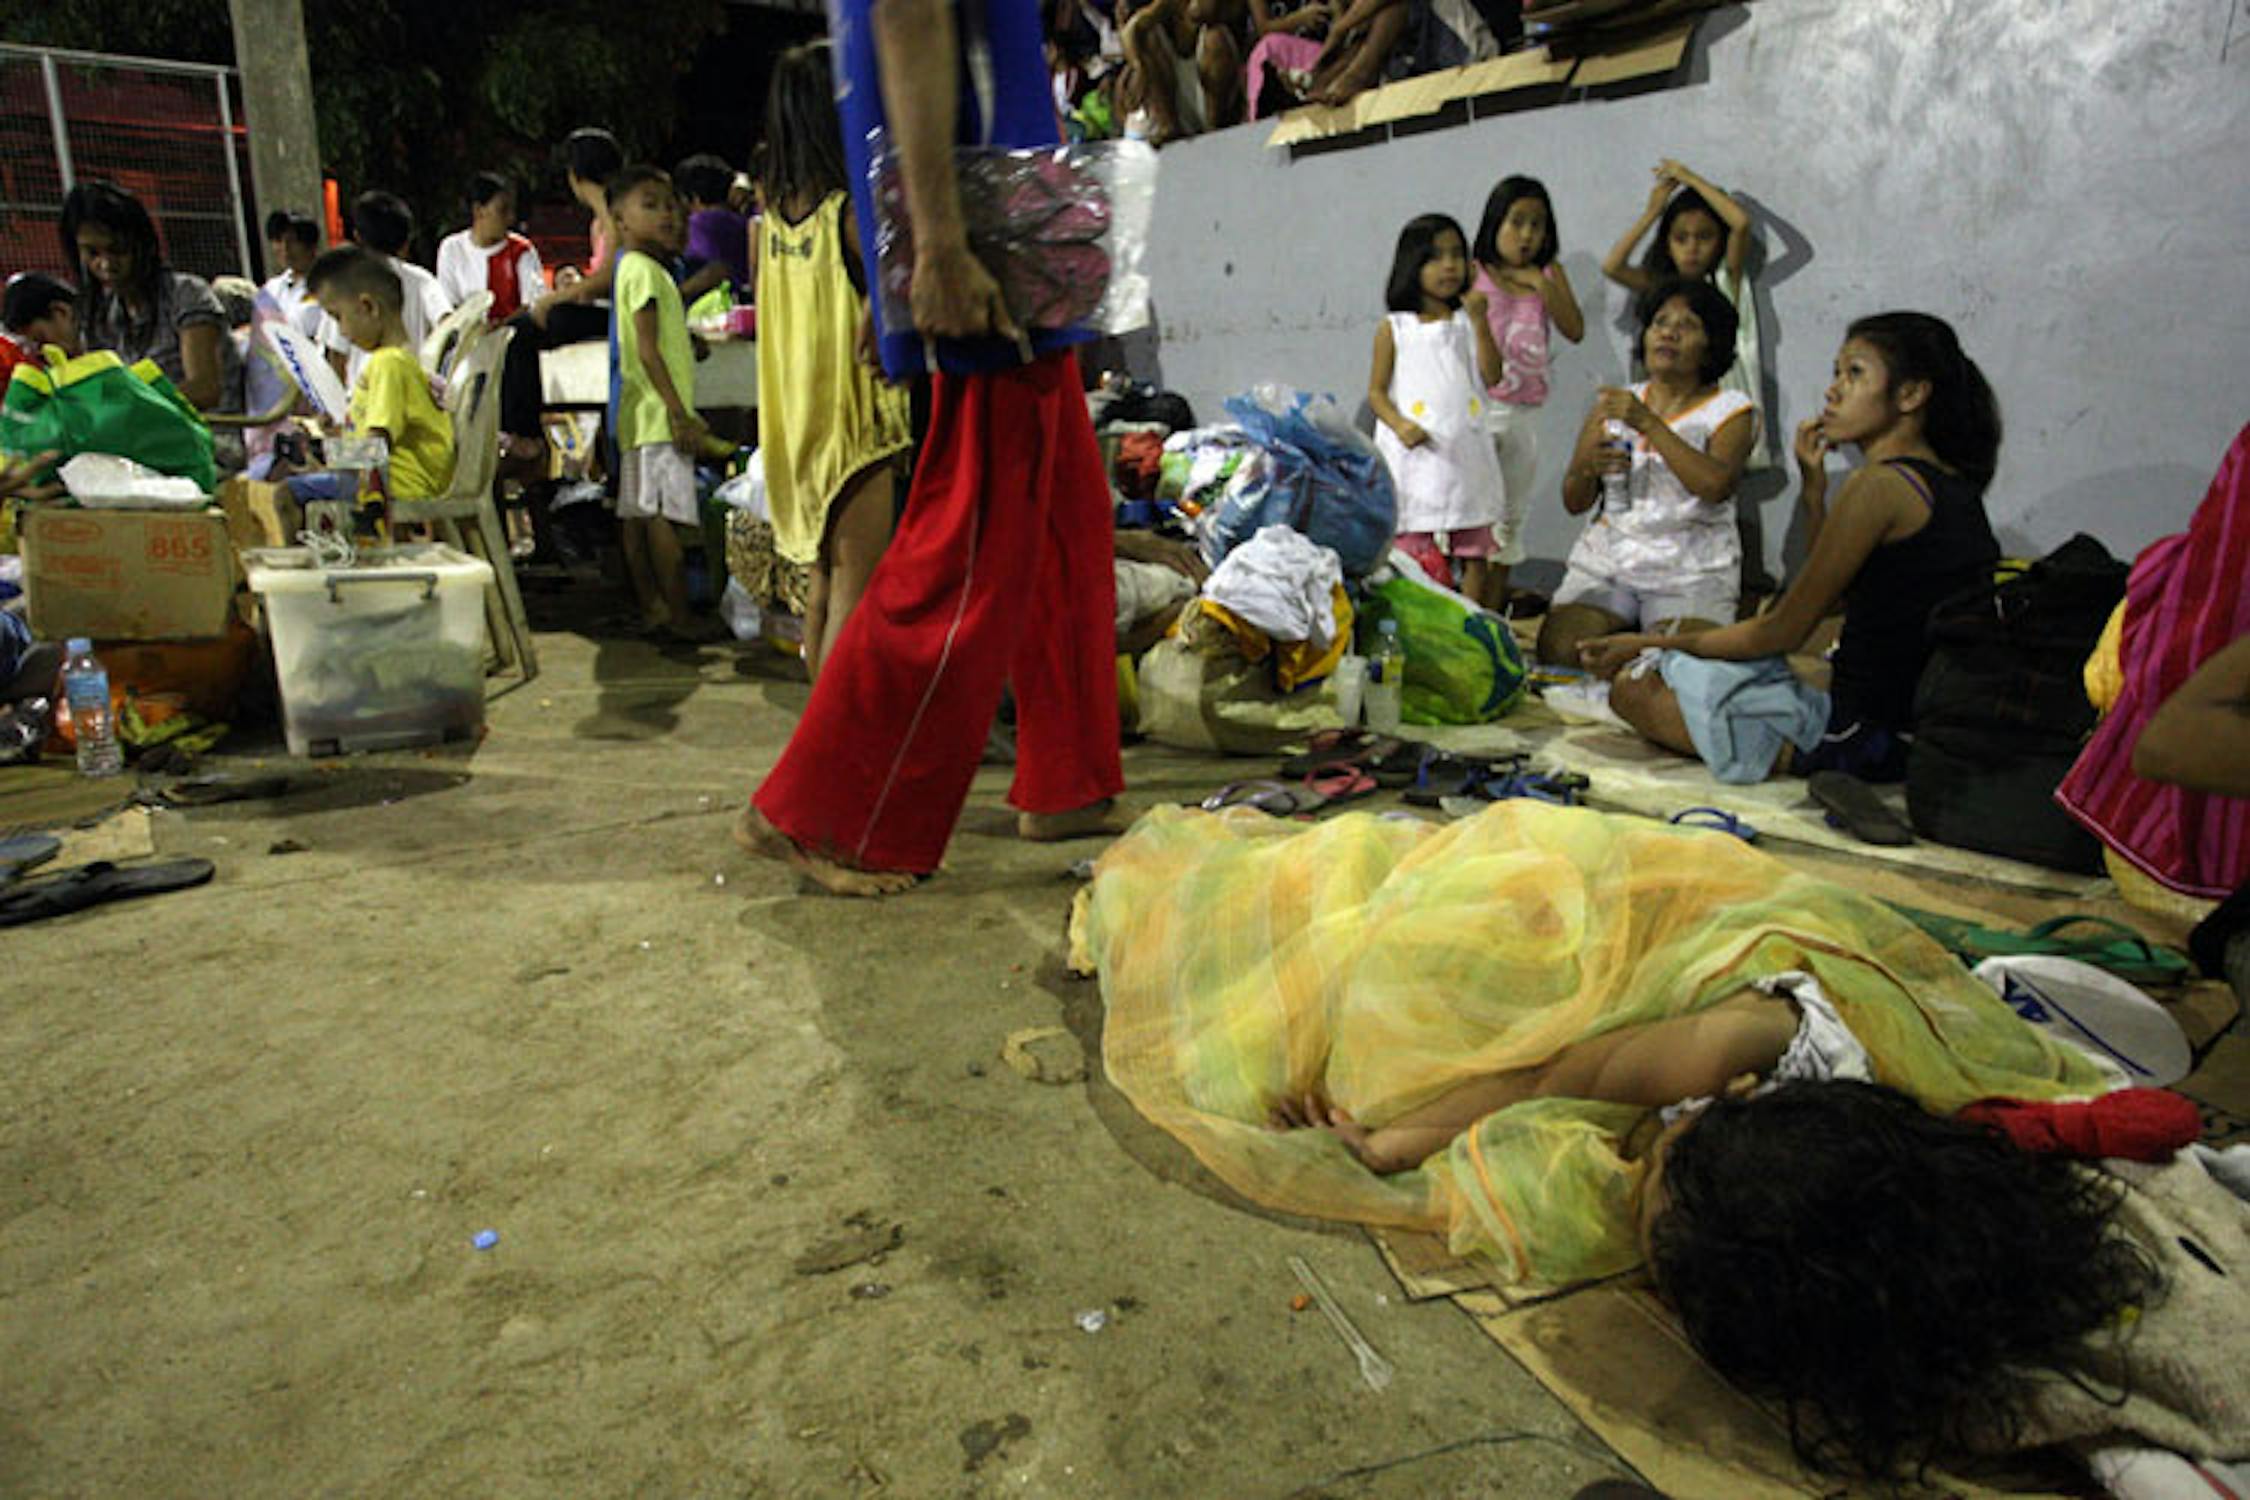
[319,190,454,390]
[435,171,544,323]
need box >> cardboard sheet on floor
[1457,1281,2082,1499]
[52,805,155,865]
[1410,698,2116,896]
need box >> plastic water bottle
[1364,619,1406,735]
[61,638,123,778]
[1600,420,1633,515]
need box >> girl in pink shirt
[1469,175,1585,609]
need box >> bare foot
[1017,798,1127,843]
[732,805,921,897]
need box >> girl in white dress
[1366,213,1507,601]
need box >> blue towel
[1656,651,1830,784]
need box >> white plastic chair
[391,325,538,681]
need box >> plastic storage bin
[244,544,494,756]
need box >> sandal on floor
[1807,771,1914,847]
[1483,768,1590,807]
[1669,806,1759,842]
[156,774,294,807]
[1402,750,1523,808]
[0,832,62,885]
[1304,764,1378,806]
[0,858,216,927]
[1199,779,1327,817]
[1884,905,2195,987]
[1278,729,1378,778]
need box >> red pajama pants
[751,350,1123,875]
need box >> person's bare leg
[802,563,832,681]
[1459,557,1490,608]
[1195,21,1244,129]
[1537,602,1627,667]
[732,805,920,897]
[1607,665,1700,760]
[1314,2,1408,104]
[1480,562,1513,613]
[620,517,666,630]
[1122,5,1186,139]
[817,464,897,675]
[651,519,723,641]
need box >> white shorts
[618,443,698,525]
[1552,561,1736,630]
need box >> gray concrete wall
[1142,0,2250,580]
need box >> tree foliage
[15,0,728,256]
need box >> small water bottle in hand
[1600,420,1633,515]
[61,638,123,779]
[1364,619,1406,735]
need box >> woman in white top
[1536,277,1756,667]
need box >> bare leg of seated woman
[1272,990,1798,1172]
[1193,10,1245,129]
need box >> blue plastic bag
[1199,385,1396,576]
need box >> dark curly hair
[1635,277,1738,386]
[1647,1080,2161,1478]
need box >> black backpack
[1904,534,2128,873]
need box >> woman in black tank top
[1576,312,2004,784]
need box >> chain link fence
[1,45,254,290]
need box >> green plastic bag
[1364,564,1528,725]
[1,350,218,494]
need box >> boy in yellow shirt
[305,246,455,511]
[607,163,724,641]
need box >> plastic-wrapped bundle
[869,138,1157,337]
[1197,385,1397,577]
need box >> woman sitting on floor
[1072,800,2249,1479]
[1536,279,1756,669]
[1579,311,2001,784]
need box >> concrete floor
[0,626,1631,1499]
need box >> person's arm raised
[1658,158,1752,284]
[1601,175,1671,296]
[1542,260,1586,342]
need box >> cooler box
[243,544,494,757]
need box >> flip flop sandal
[1303,764,1378,806]
[0,858,216,928]
[1483,769,1590,806]
[1402,750,1523,808]
[1198,779,1301,814]
[0,832,62,885]
[1279,728,1378,778]
[157,774,294,808]
[1669,806,1760,842]
[1807,771,1914,846]
[1365,737,1434,788]
[1883,905,2194,988]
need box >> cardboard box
[218,476,303,553]
[20,505,238,641]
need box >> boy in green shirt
[305,247,456,509]
[607,163,722,640]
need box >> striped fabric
[2057,424,2250,899]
